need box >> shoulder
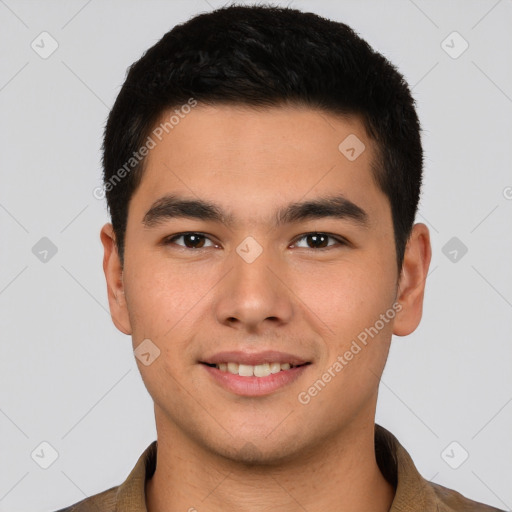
[374,424,505,512]
[430,481,506,512]
[49,440,157,512]
[50,485,117,512]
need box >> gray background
[1,0,511,510]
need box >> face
[101,104,430,464]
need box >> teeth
[270,362,281,374]
[239,364,254,377]
[227,362,239,375]
[254,363,270,377]
[214,362,299,377]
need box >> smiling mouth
[201,362,310,377]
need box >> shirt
[53,424,505,511]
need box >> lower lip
[201,364,310,396]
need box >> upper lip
[200,350,310,366]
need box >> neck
[146,412,395,512]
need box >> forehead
[130,104,389,228]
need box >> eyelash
[162,232,348,250]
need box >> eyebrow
[142,193,370,230]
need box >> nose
[213,244,294,333]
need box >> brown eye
[182,234,206,248]
[164,233,216,249]
[306,234,329,248]
[293,233,345,249]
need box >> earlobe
[392,223,432,337]
[100,223,133,335]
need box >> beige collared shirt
[53,424,504,511]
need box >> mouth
[199,351,312,396]
[201,361,310,377]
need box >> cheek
[123,259,192,338]
[123,257,220,362]
[291,260,396,340]
[125,263,202,393]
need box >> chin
[205,431,310,468]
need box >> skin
[100,104,431,512]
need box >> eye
[163,232,218,249]
[292,232,347,249]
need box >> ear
[100,223,132,335]
[393,223,431,336]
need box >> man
[55,4,504,511]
